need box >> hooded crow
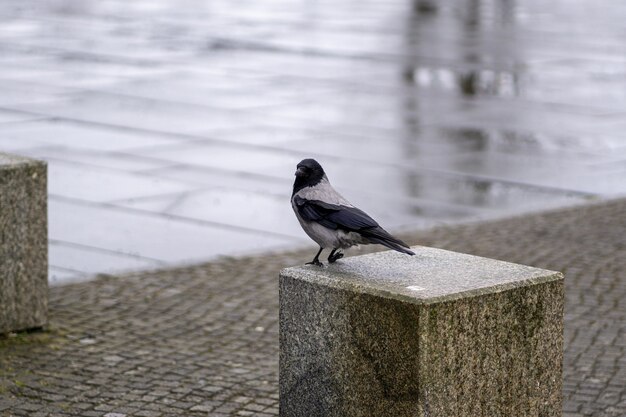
[291,158,415,266]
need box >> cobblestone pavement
[1,198,624,416]
[2,0,626,283]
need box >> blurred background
[0,0,625,284]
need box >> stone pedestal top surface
[0,152,42,168]
[281,246,562,304]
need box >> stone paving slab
[2,0,626,282]
[1,197,624,417]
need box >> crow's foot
[328,251,344,263]
[306,247,324,267]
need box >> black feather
[366,236,415,255]
[292,159,325,196]
[294,196,414,255]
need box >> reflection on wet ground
[0,0,625,283]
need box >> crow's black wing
[293,196,379,231]
[294,196,415,255]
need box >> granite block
[0,153,48,333]
[279,246,564,417]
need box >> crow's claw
[328,252,344,263]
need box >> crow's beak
[295,166,306,177]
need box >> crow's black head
[293,158,325,195]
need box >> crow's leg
[328,248,344,263]
[306,247,324,266]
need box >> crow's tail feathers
[368,237,415,255]
[364,227,415,256]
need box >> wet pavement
[0,0,625,283]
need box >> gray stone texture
[0,153,48,333]
[280,248,564,417]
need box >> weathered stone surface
[279,247,564,417]
[0,153,48,334]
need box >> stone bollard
[279,246,563,417]
[0,153,48,334]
